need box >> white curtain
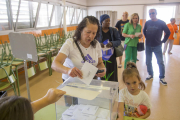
[96,11,117,27]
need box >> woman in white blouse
[52,16,106,81]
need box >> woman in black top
[97,14,121,82]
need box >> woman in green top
[122,13,142,68]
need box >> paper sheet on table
[95,108,109,119]
[79,61,98,85]
[60,86,100,100]
[72,113,97,120]
[82,105,99,115]
[135,32,141,37]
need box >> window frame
[49,4,64,28]
[0,0,88,34]
[35,1,54,29]
[0,0,14,35]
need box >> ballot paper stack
[61,104,110,120]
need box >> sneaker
[168,52,172,54]
[146,75,153,80]
[160,78,167,85]
[137,58,139,61]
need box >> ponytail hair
[122,62,146,90]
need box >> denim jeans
[145,44,165,78]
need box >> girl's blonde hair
[122,62,146,90]
[129,13,139,24]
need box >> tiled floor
[7,45,180,120]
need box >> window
[51,5,62,26]
[10,0,38,29]
[83,9,87,18]
[71,8,81,25]
[146,5,176,24]
[78,9,82,24]
[66,7,74,25]
[0,0,12,31]
[17,0,30,29]
[71,8,77,25]
[11,0,19,26]
[31,2,38,27]
[37,3,53,27]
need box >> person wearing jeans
[163,18,178,55]
[146,44,165,79]
[143,9,170,85]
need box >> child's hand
[131,113,139,118]
[44,88,66,104]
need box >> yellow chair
[27,66,36,78]
[0,65,17,95]
[39,61,48,71]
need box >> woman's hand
[106,42,113,48]
[138,34,143,38]
[44,88,66,104]
[129,35,135,39]
[131,113,139,118]
[100,43,104,48]
[68,67,83,79]
[95,68,106,77]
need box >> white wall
[88,5,144,20]
[176,4,180,18]
[66,0,87,6]
[87,2,180,24]
[87,0,180,6]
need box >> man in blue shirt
[143,9,170,85]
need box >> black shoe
[160,78,167,86]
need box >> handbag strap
[75,41,86,62]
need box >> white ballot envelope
[135,32,141,37]
[79,61,98,85]
[61,86,100,100]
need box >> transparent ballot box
[55,79,119,120]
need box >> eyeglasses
[149,12,155,15]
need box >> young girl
[118,62,152,120]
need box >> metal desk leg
[15,66,21,96]
[49,52,52,76]
[24,60,31,101]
